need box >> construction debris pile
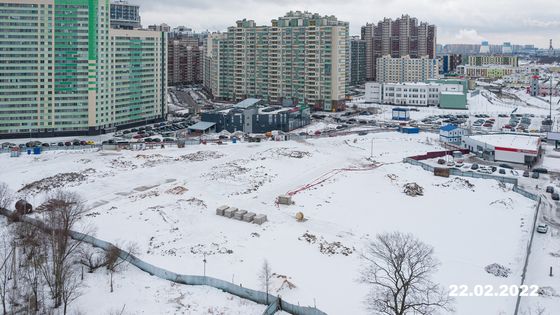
[18,168,96,194]
[485,263,512,278]
[298,231,354,256]
[216,205,268,225]
[403,182,424,197]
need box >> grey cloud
[134,0,560,47]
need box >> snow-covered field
[0,131,546,314]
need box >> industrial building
[203,11,349,111]
[200,99,311,133]
[0,0,167,138]
[361,15,437,81]
[462,134,542,165]
[365,80,468,109]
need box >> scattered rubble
[18,168,96,194]
[435,178,475,191]
[537,286,558,297]
[484,263,512,278]
[175,151,224,162]
[403,183,424,197]
[489,198,514,209]
[129,190,160,201]
[166,186,189,195]
[298,231,354,256]
[190,243,233,255]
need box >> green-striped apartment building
[0,0,167,138]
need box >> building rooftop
[468,134,541,152]
[440,124,458,132]
[188,121,216,131]
[234,98,262,109]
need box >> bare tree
[60,264,82,315]
[78,246,107,274]
[38,191,87,312]
[258,259,273,304]
[14,222,45,313]
[105,244,137,293]
[0,237,13,315]
[360,232,454,315]
[0,183,12,211]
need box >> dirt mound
[18,168,96,194]
[485,263,512,278]
[403,182,424,197]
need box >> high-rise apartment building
[168,37,203,85]
[0,0,167,137]
[361,15,436,81]
[148,23,171,32]
[350,37,366,86]
[110,0,141,30]
[203,11,349,111]
[441,54,462,74]
[376,56,439,83]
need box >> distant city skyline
[135,0,560,48]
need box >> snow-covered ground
[0,131,547,314]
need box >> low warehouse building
[462,134,542,165]
[201,98,310,133]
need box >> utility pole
[370,138,374,160]
[203,253,207,277]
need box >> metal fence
[0,209,326,315]
[513,197,542,315]
[403,158,519,185]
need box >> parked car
[499,169,506,175]
[471,163,479,170]
[552,193,560,201]
[536,224,549,234]
[533,168,548,174]
[523,170,530,177]
[531,172,540,179]
[358,131,368,136]
[546,186,555,194]
[499,164,513,169]
[57,142,65,147]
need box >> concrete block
[224,207,238,218]
[243,212,256,222]
[253,214,267,225]
[216,205,229,216]
[234,210,247,220]
[278,195,293,205]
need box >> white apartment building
[376,55,439,83]
[365,81,464,106]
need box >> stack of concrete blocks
[224,207,238,218]
[216,205,229,216]
[253,214,267,225]
[243,212,256,222]
[215,205,267,225]
[233,209,247,220]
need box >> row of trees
[0,183,133,315]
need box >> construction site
[1,129,553,315]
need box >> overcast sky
[136,0,559,48]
